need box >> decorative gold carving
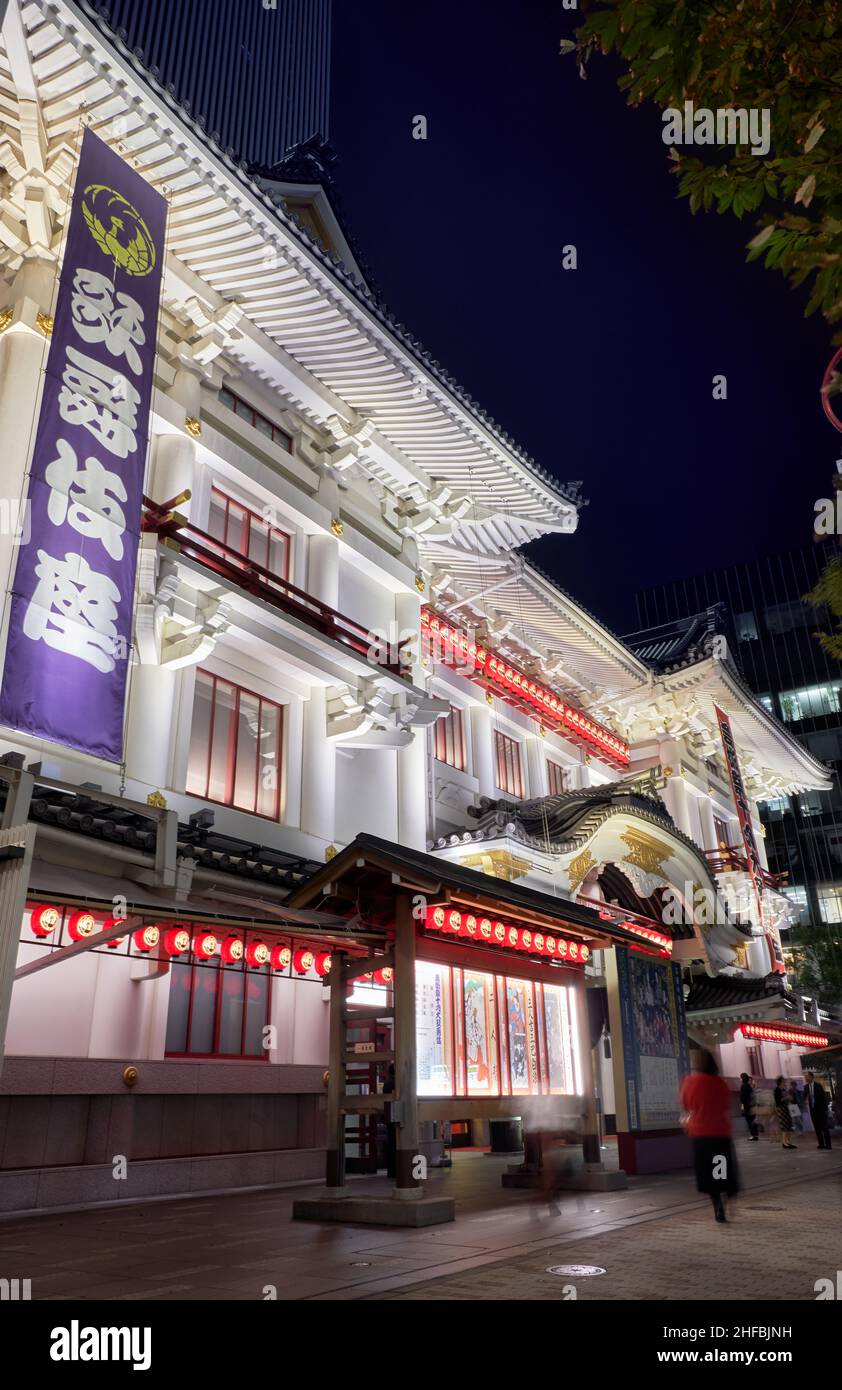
[460,849,531,882]
[322,1069,330,1088]
[36,313,54,338]
[185,415,202,438]
[330,518,344,538]
[567,848,597,893]
[146,790,167,809]
[539,724,546,738]
[485,689,494,706]
[662,765,674,778]
[0,308,13,333]
[415,574,426,594]
[620,828,672,880]
[325,844,337,862]
[122,1066,139,1088]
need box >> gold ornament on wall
[36,313,54,338]
[414,574,425,594]
[330,518,344,538]
[325,844,337,862]
[566,847,597,893]
[460,849,531,882]
[146,790,167,809]
[122,1066,139,1088]
[0,307,13,333]
[620,828,672,880]
[185,415,202,438]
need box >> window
[763,600,817,636]
[735,611,758,642]
[760,795,791,821]
[547,760,569,796]
[817,885,842,924]
[807,731,842,763]
[495,731,524,798]
[218,386,293,453]
[187,669,282,819]
[435,707,466,771]
[798,789,830,819]
[779,682,842,723]
[416,960,581,1098]
[208,487,290,580]
[713,816,731,849]
[165,937,271,1057]
[782,886,809,925]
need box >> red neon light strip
[738,1022,829,1048]
[421,608,629,769]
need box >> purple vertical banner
[0,129,166,761]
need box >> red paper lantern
[478,918,493,941]
[464,915,478,938]
[221,935,245,964]
[193,931,219,959]
[67,910,97,942]
[293,947,315,975]
[507,925,519,950]
[430,906,445,930]
[270,943,292,971]
[30,904,60,938]
[545,935,557,956]
[446,910,462,935]
[314,951,332,978]
[569,941,580,962]
[533,932,545,954]
[521,930,533,953]
[493,921,506,945]
[373,966,393,985]
[557,939,569,959]
[580,944,591,963]
[132,924,160,953]
[246,940,271,968]
[163,926,191,956]
[100,915,126,949]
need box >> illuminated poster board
[416,960,581,1099]
[614,946,690,1131]
[416,960,454,1096]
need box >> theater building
[0,0,836,1214]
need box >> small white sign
[354,1042,376,1054]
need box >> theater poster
[611,945,690,1131]
[0,129,166,761]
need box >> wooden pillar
[574,972,602,1168]
[393,891,422,1198]
[324,947,347,1193]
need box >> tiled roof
[622,606,726,672]
[685,972,789,1012]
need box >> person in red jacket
[680,1048,740,1223]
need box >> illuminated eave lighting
[421,607,629,769]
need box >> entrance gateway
[288,834,689,1226]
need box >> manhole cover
[546,1264,606,1278]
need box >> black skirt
[692,1136,740,1197]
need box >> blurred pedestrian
[804,1072,833,1150]
[680,1049,740,1223]
[739,1072,759,1140]
[774,1076,797,1150]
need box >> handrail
[703,847,788,890]
[141,497,410,678]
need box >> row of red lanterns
[739,1022,829,1048]
[425,905,590,964]
[29,905,331,976]
[352,967,394,987]
[420,608,629,768]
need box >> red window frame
[495,730,524,798]
[209,486,290,581]
[547,760,568,796]
[218,385,293,453]
[713,815,731,848]
[187,669,283,820]
[435,707,466,771]
[164,941,272,1060]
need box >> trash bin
[489,1118,523,1153]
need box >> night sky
[329,1,835,634]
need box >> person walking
[680,1049,740,1223]
[804,1071,833,1150]
[739,1072,759,1140]
[774,1076,797,1150]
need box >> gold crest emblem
[81,184,157,276]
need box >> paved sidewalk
[0,1139,839,1301]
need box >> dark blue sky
[330,1,834,633]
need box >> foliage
[787,923,842,1005]
[568,2,842,339]
[804,555,842,658]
